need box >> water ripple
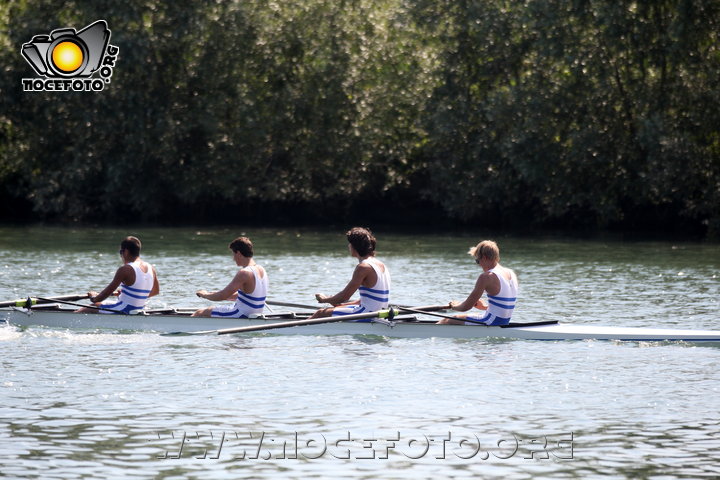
[1,228,719,478]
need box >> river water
[1,226,718,479]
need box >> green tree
[1,0,718,236]
[411,0,720,234]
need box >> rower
[310,227,391,320]
[440,240,518,325]
[77,236,160,314]
[192,236,268,318]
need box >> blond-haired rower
[439,240,518,325]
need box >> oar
[396,306,488,324]
[35,297,107,311]
[395,306,559,328]
[265,300,450,312]
[398,303,451,312]
[218,308,399,335]
[266,300,318,310]
[161,308,399,337]
[0,293,91,308]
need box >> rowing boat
[2,306,720,342]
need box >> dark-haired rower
[77,236,160,314]
[192,236,268,318]
[311,227,391,319]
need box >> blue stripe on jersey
[237,291,267,302]
[236,296,265,310]
[360,292,389,303]
[359,286,390,295]
[488,295,516,302]
[487,299,515,310]
[120,290,149,300]
[122,284,152,294]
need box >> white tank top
[118,260,155,308]
[358,258,390,311]
[233,265,268,316]
[486,266,518,320]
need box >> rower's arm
[197,270,247,302]
[450,274,487,312]
[317,265,367,306]
[91,266,131,303]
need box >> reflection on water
[1,227,719,479]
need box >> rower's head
[229,237,254,264]
[469,240,499,266]
[119,236,142,260]
[346,227,376,258]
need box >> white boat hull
[2,308,720,342]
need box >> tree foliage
[1,0,718,235]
